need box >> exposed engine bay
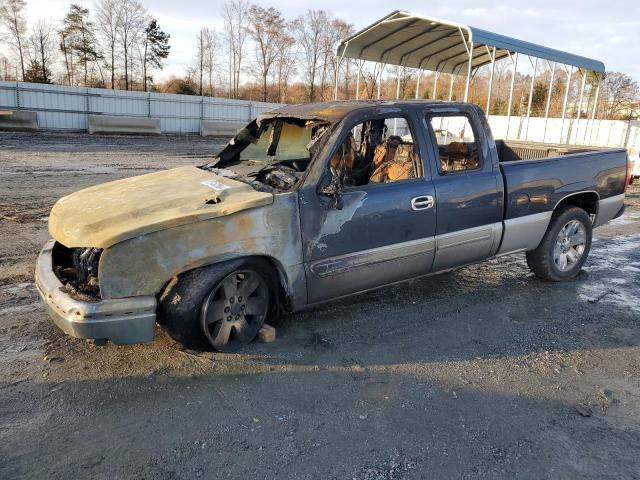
[52,242,103,300]
[201,116,331,193]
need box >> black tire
[157,258,274,351]
[526,207,592,281]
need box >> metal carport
[335,11,606,141]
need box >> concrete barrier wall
[88,115,160,135]
[0,110,38,131]
[0,81,280,134]
[201,120,245,137]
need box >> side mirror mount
[319,165,344,210]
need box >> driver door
[299,110,438,304]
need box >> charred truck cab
[36,101,628,350]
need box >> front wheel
[200,269,270,351]
[526,207,592,281]
[157,260,273,351]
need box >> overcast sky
[24,0,640,81]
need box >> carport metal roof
[334,11,606,143]
[336,10,605,74]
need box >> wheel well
[554,192,599,216]
[157,255,291,324]
[242,256,291,313]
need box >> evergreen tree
[61,4,101,86]
[142,19,170,91]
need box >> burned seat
[369,136,417,183]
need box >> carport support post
[448,74,456,101]
[485,46,496,116]
[432,71,439,99]
[524,57,538,141]
[463,41,474,102]
[588,76,601,144]
[415,69,421,99]
[377,63,386,99]
[394,67,402,133]
[559,66,573,144]
[542,61,556,142]
[505,52,519,140]
[355,60,363,100]
[333,54,343,101]
[573,70,587,144]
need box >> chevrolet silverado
[36,101,630,350]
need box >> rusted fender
[97,193,306,307]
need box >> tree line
[0,0,169,91]
[186,2,353,104]
[0,0,638,119]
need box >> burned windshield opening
[202,117,330,193]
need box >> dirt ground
[1,131,640,479]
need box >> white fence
[0,81,280,134]
[431,114,640,152]
[1,80,638,153]
[487,115,640,150]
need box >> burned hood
[49,166,273,248]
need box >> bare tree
[274,25,296,103]
[247,5,284,102]
[194,27,205,95]
[118,0,146,90]
[0,54,13,80]
[95,0,123,89]
[318,14,337,100]
[202,27,217,96]
[600,72,639,119]
[192,27,218,97]
[0,0,27,80]
[324,18,353,100]
[293,10,328,102]
[361,62,385,99]
[26,18,57,83]
[222,0,249,98]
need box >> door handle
[411,195,435,211]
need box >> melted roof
[259,100,436,124]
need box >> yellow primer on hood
[49,166,273,248]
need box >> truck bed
[495,140,607,162]
[497,141,628,223]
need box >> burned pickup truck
[36,101,630,350]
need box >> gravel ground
[1,131,640,479]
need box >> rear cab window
[427,113,482,174]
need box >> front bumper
[35,240,157,345]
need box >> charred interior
[328,118,421,187]
[52,242,102,300]
[201,117,331,193]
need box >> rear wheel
[526,207,592,281]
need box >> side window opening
[330,116,422,187]
[428,114,481,173]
